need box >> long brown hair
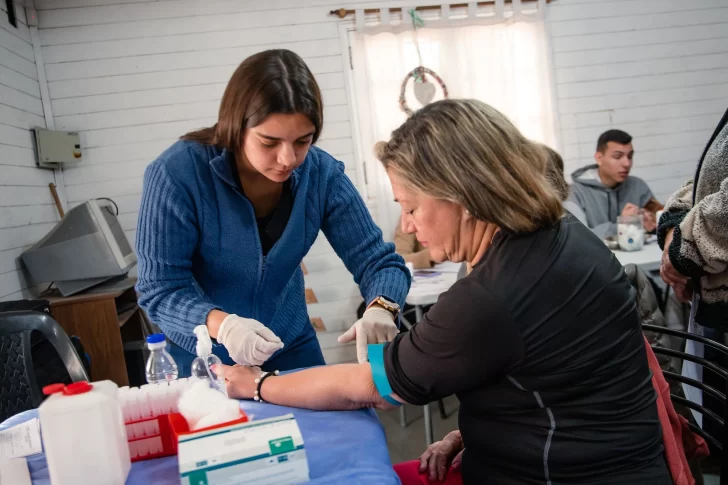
[183,49,324,149]
[375,99,563,234]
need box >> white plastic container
[93,380,131,466]
[38,381,131,485]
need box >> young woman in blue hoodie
[135,49,410,374]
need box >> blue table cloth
[0,400,400,484]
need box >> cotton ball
[617,223,644,251]
[178,380,240,430]
[194,399,241,430]
[177,381,214,428]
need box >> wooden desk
[46,278,144,387]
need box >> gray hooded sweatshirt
[568,164,655,239]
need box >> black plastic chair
[642,323,727,484]
[0,311,88,423]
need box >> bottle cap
[42,383,65,395]
[146,334,165,344]
[63,382,93,396]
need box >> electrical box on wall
[33,127,82,169]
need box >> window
[345,17,558,238]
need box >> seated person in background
[568,129,663,239]
[394,215,433,269]
[218,100,672,485]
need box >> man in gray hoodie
[568,129,663,239]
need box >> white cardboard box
[178,414,309,485]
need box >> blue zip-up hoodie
[136,140,410,358]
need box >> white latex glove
[217,314,284,366]
[338,307,399,364]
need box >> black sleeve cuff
[668,225,706,278]
[383,334,431,406]
[657,210,688,250]
[695,302,728,331]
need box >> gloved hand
[217,314,284,366]
[338,307,399,364]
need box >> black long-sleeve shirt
[384,216,671,484]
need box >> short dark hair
[596,129,632,153]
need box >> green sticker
[268,436,295,455]
[187,469,209,485]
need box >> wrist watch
[370,296,400,319]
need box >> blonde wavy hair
[375,99,563,234]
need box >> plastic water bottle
[145,334,178,384]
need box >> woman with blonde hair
[217,99,671,484]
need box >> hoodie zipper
[212,151,298,322]
[253,174,297,319]
[218,169,266,321]
[240,194,266,321]
[239,175,298,321]
[608,191,612,222]
[257,256,266,320]
[616,191,620,220]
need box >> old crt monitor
[21,199,137,296]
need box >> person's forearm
[664,227,674,249]
[136,278,219,339]
[259,364,395,411]
[206,309,228,339]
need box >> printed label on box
[178,414,308,485]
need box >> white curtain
[350,19,558,239]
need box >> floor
[376,396,460,465]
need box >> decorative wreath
[398,66,449,116]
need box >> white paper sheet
[432,262,464,273]
[0,458,32,485]
[0,418,42,461]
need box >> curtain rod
[329,0,553,19]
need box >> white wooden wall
[0,1,59,302]
[550,0,728,203]
[2,0,726,360]
[31,0,403,364]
